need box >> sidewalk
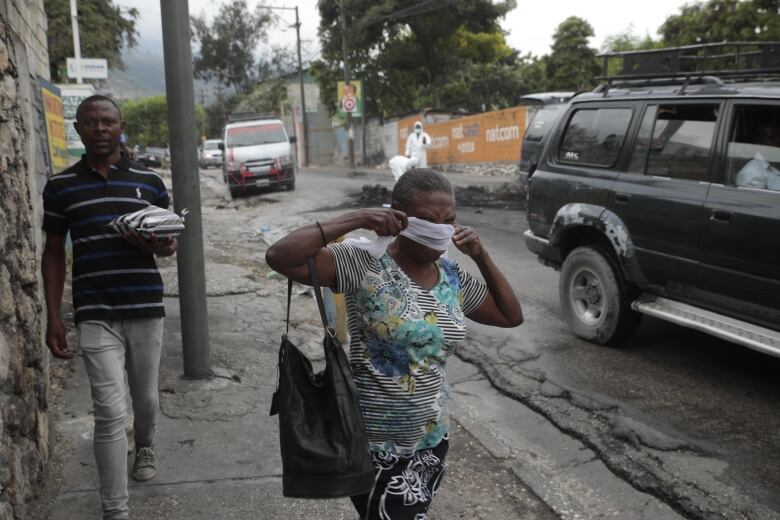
[41,265,555,519]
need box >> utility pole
[160,0,211,379]
[361,82,366,165]
[69,0,83,83]
[199,88,207,144]
[340,0,355,169]
[258,5,309,167]
[295,7,308,167]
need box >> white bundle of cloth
[108,206,187,239]
[388,155,419,182]
[344,216,454,259]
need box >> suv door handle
[615,193,631,204]
[710,210,733,223]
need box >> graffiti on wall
[397,106,528,165]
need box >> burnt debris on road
[348,182,527,211]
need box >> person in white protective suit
[405,120,432,168]
[388,155,419,182]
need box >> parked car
[199,139,223,169]
[523,42,780,357]
[220,113,296,198]
[518,92,577,180]
[141,144,169,167]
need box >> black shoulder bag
[269,258,375,498]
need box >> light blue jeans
[78,318,164,520]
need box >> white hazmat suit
[388,155,418,182]
[405,121,432,168]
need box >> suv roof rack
[227,112,277,123]
[597,42,780,91]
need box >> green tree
[601,27,664,76]
[659,0,780,45]
[191,0,273,94]
[44,0,139,82]
[545,16,600,91]
[516,53,549,94]
[201,45,297,138]
[313,0,517,116]
[602,27,661,53]
[122,96,204,147]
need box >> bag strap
[283,258,332,334]
[307,257,332,333]
[285,278,293,335]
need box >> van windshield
[203,141,220,150]
[226,123,287,147]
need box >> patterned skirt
[350,440,448,520]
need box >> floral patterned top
[329,242,488,456]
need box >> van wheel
[229,186,240,199]
[286,179,296,191]
[559,246,641,345]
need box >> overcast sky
[119,0,691,60]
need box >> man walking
[41,95,176,520]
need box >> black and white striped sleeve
[456,263,489,315]
[42,179,69,236]
[328,242,373,294]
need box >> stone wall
[0,1,52,519]
[0,0,48,78]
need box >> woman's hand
[357,208,408,237]
[452,224,483,258]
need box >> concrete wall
[0,1,52,519]
[330,107,528,176]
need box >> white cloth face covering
[344,217,455,259]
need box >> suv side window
[726,105,780,191]
[629,104,718,181]
[558,107,632,168]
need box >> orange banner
[397,106,528,165]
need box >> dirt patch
[345,183,527,211]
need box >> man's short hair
[75,95,122,122]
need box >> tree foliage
[515,53,548,94]
[660,0,780,45]
[313,0,519,116]
[545,17,600,91]
[122,96,204,147]
[44,0,139,82]
[191,0,273,94]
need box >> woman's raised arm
[265,209,408,287]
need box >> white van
[220,114,296,197]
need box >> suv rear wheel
[559,246,641,345]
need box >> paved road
[262,167,780,519]
[176,166,780,519]
[452,206,780,519]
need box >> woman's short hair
[392,168,454,209]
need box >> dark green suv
[523,42,780,356]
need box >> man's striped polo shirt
[42,155,171,324]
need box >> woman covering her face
[266,168,523,519]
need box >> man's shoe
[132,446,157,482]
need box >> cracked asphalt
[38,166,780,520]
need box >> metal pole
[295,7,309,167]
[361,82,366,165]
[340,0,355,169]
[160,0,211,379]
[199,88,207,144]
[69,0,82,83]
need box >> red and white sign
[342,97,356,112]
